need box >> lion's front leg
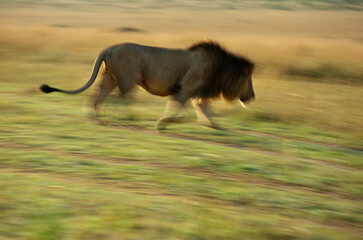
[156,100,185,130]
[191,98,217,128]
[156,67,206,130]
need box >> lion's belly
[137,61,188,97]
[138,77,176,97]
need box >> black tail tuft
[40,84,58,93]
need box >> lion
[40,41,255,130]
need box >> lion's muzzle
[240,91,255,104]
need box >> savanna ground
[0,1,362,239]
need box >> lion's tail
[40,49,108,94]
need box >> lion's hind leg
[90,70,117,117]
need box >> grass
[0,1,362,239]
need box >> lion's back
[103,42,212,96]
[123,44,208,94]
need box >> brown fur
[40,41,255,129]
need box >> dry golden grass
[1,7,362,74]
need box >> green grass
[0,78,362,239]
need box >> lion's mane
[188,41,254,101]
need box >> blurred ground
[0,1,362,239]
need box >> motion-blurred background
[0,1,362,239]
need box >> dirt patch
[115,27,146,33]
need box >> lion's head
[189,41,255,104]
